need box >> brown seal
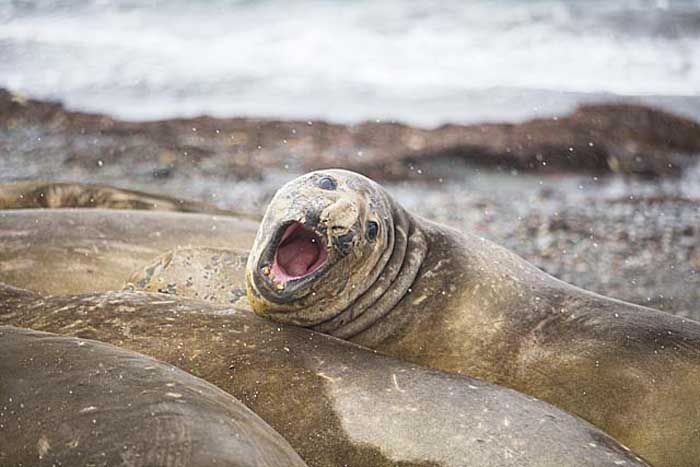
[0,324,307,467]
[0,209,257,294]
[0,283,648,467]
[245,169,700,467]
[0,180,248,215]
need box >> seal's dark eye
[318,176,337,191]
[366,221,379,241]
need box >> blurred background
[1,0,699,317]
[2,0,700,124]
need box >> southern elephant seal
[0,181,243,215]
[0,324,307,467]
[0,209,257,294]
[0,284,648,467]
[245,169,700,467]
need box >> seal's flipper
[126,247,251,309]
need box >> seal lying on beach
[0,324,307,467]
[0,208,257,294]
[0,284,648,467]
[0,181,238,215]
[245,169,700,467]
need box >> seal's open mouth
[270,222,328,283]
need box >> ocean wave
[1,0,699,124]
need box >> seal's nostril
[337,232,355,244]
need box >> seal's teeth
[262,265,271,276]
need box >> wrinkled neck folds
[313,202,427,339]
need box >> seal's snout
[321,199,358,235]
[265,221,328,286]
[321,198,361,256]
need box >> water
[1,0,700,125]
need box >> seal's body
[0,209,257,294]
[0,181,237,214]
[0,324,307,467]
[246,169,700,467]
[0,284,648,467]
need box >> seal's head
[245,169,393,325]
[246,170,427,338]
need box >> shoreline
[2,88,700,182]
[13,87,700,128]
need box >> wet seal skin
[0,209,258,295]
[245,169,700,467]
[0,180,251,217]
[0,285,648,467]
[0,325,307,467]
[125,246,250,307]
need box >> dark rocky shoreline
[1,89,698,320]
[3,88,700,182]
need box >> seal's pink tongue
[271,222,328,283]
[277,236,319,277]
